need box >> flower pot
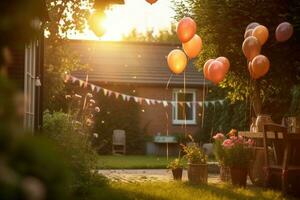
[219,165,231,182]
[230,167,248,187]
[172,168,183,180]
[187,163,208,184]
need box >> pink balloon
[216,57,230,73]
[208,60,226,84]
[246,22,260,31]
[275,22,294,42]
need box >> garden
[1,0,300,200]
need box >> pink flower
[213,133,225,141]
[222,139,234,148]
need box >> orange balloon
[216,57,230,73]
[146,0,158,4]
[252,25,269,45]
[244,29,253,39]
[251,55,270,79]
[177,17,197,43]
[242,36,261,61]
[248,61,260,79]
[183,34,202,58]
[208,60,226,84]
[203,59,214,80]
[167,49,187,74]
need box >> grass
[95,181,296,200]
[97,155,178,169]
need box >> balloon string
[184,71,187,137]
[202,78,205,128]
[166,74,173,90]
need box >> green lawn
[95,182,295,200]
[97,155,179,169]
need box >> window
[172,89,196,125]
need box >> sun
[69,0,175,41]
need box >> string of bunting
[64,74,226,108]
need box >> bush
[43,111,107,199]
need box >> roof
[69,40,207,86]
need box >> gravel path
[98,169,220,183]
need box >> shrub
[43,111,107,199]
[181,136,207,164]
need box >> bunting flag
[65,74,226,108]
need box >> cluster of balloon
[203,57,230,84]
[167,17,202,74]
[243,22,269,79]
[146,0,158,5]
[243,21,293,79]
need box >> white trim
[172,89,197,125]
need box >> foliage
[0,75,70,200]
[43,110,107,199]
[167,158,184,170]
[122,25,178,43]
[222,136,254,169]
[181,135,207,164]
[92,86,144,154]
[195,87,250,144]
[173,0,300,117]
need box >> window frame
[172,89,197,125]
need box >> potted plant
[167,158,184,180]
[213,133,230,182]
[181,135,207,184]
[222,135,254,187]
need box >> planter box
[188,163,208,184]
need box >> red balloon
[208,60,226,84]
[177,17,197,43]
[275,22,294,42]
[216,57,230,73]
[183,34,202,58]
[146,0,158,4]
[251,55,270,79]
[248,61,260,79]
[203,59,214,80]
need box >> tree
[173,0,300,120]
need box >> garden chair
[263,124,300,194]
[112,129,126,155]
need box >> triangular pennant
[204,101,209,107]
[145,99,150,105]
[150,99,156,105]
[84,75,89,88]
[171,102,176,107]
[198,102,203,107]
[103,89,108,96]
[126,96,131,101]
[179,102,184,107]
[122,94,127,101]
[186,102,191,108]
[157,100,162,104]
[163,101,168,107]
[71,76,77,83]
[134,97,139,103]
[79,80,84,87]
[138,98,143,104]
[108,91,112,97]
[96,86,100,93]
[219,100,224,105]
[114,92,120,99]
[90,84,95,92]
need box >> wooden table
[239,131,300,186]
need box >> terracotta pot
[255,114,273,132]
[219,165,231,182]
[187,163,208,184]
[172,168,183,180]
[230,167,248,187]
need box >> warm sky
[69,0,176,41]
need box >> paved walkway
[98,169,220,183]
